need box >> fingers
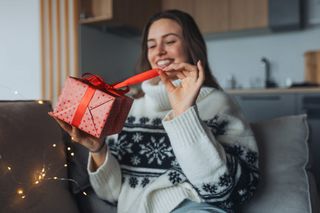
[71,126,82,142]
[163,62,199,80]
[158,70,176,92]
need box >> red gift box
[49,70,159,138]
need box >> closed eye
[166,40,176,45]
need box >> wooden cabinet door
[80,0,161,31]
[113,0,161,30]
[162,0,229,33]
[80,0,113,23]
[194,0,229,33]
[230,0,268,31]
[162,0,195,15]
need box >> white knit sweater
[87,79,259,213]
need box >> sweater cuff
[87,147,121,196]
[162,106,207,146]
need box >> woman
[55,10,259,213]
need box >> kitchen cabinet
[233,93,296,122]
[162,0,229,33]
[195,0,229,33]
[79,0,161,32]
[79,0,303,35]
[162,0,268,33]
[161,0,194,16]
[162,0,297,34]
[229,0,268,31]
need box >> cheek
[174,46,188,62]
[147,51,153,65]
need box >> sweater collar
[141,78,214,111]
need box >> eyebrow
[147,33,181,42]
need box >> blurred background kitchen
[0,0,320,194]
[1,0,320,99]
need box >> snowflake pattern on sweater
[108,118,186,189]
[107,113,259,211]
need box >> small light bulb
[41,168,45,172]
[53,177,58,180]
[7,166,11,171]
[64,164,68,167]
[17,189,24,195]
[52,144,57,147]
[67,147,71,151]
[82,191,87,196]
[38,100,44,104]
[35,181,39,184]
[70,152,74,156]
[21,195,26,199]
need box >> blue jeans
[171,199,228,213]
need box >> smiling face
[147,18,189,70]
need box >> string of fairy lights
[0,88,88,201]
[1,143,87,200]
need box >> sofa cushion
[241,114,319,213]
[0,101,79,213]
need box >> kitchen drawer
[232,93,297,122]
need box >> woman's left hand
[158,60,205,116]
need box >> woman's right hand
[52,116,106,154]
[50,115,108,170]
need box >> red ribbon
[71,69,160,129]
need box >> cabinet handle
[240,96,280,101]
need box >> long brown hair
[138,9,221,89]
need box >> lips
[156,59,173,68]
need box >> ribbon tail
[113,69,160,89]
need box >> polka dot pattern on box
[51,77,133,137]
[51,78,115,137]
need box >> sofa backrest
[0,101,79,213]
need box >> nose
[156,43,166,56]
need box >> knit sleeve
[162,104,259,209]
[87,137,122,204]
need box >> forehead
[147,18,182,39]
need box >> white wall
[207,26,320,88]
[0,0,41,99]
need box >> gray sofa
[0,100,319,213]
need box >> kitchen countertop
[226,87,320,94]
